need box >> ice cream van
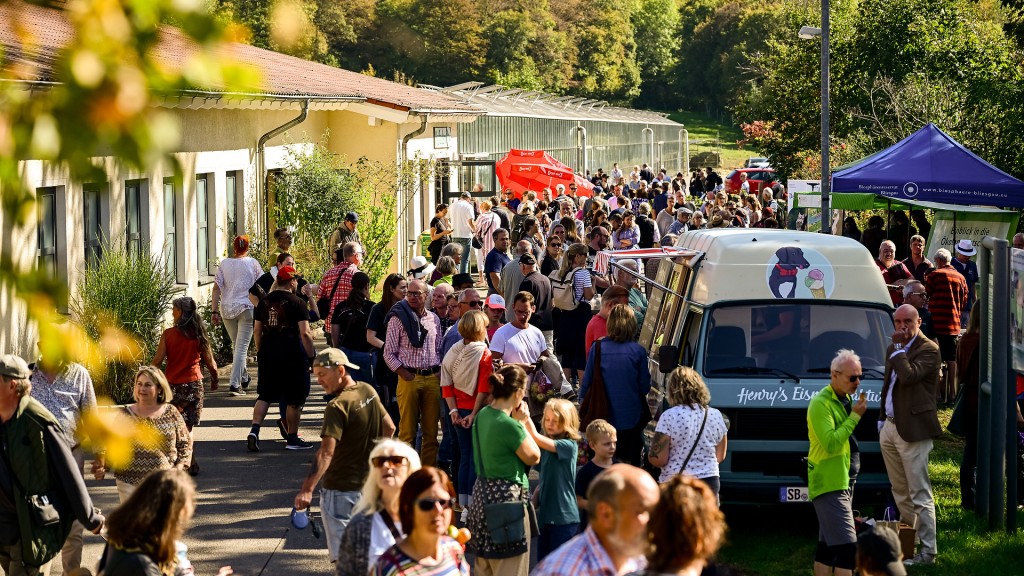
[604,229,895,505]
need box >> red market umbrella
[496,149,594,199]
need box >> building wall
[1,105,460,359]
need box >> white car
[744,157,771,168]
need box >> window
[126,180,143,256]
[164,179,178,279]
[196,174,213,276]
[37,188,58,279]
[225,172,238,237]
[84,184,103,268]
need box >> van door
[641,259,694,377]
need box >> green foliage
[198,297,234,366]
[70,238,177,403]
[573,0,642,103]
[483,5,572,93]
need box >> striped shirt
[532,526,645,576]
[383,307,442,371]
[925,264,967,335]
[373,537,468,576]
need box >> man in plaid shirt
[533,464,659,576]
[317,242,363,345]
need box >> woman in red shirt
[153,296,218,475]
[440,310,493,514]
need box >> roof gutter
[257,98,309,244]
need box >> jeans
[439,392,454,466]
[222,308,254,389]
[397,374,441,466]
[321,489,360,562]
[538,523,580,561]
[453,237,472,274]
[454,408,476,497]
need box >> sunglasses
[845,374,863,382]
[463,301,483,307]
[550,243,563,248]
[416,497,456,512]
[372,455,408,468]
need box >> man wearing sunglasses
[294,348,395,563]
[807,349,867,576]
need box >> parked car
[744,157,771,168]
[726,168,778,194]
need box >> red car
[725,168,778,194]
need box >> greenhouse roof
[420,82,682,126]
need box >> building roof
[421,82,681,126]
[0,2,479,115]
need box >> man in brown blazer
[879,304,942,566]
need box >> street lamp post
[799,0,831,234]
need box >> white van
[625,229,894,504]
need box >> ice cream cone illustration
[805,269,827,299]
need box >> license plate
[779,487,809,503]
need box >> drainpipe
[400,114,429,268]
[680,129,689,176]
[569,123,588,175]
[641,126,654,168]
[257,99,309,244]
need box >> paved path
[80,358,334,576]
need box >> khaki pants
[397,373,441,466]
[0,543,52,576]
[880,419,937,556]
[474,554,530,576]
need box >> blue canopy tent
[831,123,1024,208]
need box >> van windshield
[702,303,894,379]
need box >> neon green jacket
[806,385,861,500]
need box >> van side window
[641,261,691,350]
[680,310,703,366]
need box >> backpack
[550,266,584,310]
[510,213,529,244]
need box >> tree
[571,0,642,103]
[632,0,680,108]
[483,3,573,93]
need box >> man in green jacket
[0,354,105,575]
[807,349,867,576]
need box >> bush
[70,238,176,403]
[197,296,234,366]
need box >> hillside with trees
[215,0,1024,179]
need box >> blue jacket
[580,340,651,430]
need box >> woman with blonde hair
[638,475,727,576]
[431,256,458,287]
[102,366,191,502]
[554,243,594,386]
[441,310,494,513]
[336,439,422,576]
[648,366,728,499]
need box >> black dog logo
[769,247,810,298]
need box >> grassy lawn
[667,110,758,171]
[716,407,1024,575]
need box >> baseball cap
[519,253,537,265]
[344,211,359,223]
[955,239,977,257]
[857,526,907,576]
[0,354,32,379]
[277,266,300,283]
[313,348,359,370]
[485,294,506,309]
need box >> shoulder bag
[472,422,527,547]
[678,407,709,474]
[579,340,611,430]
[550,266,583,311]
[316,269,342,320]
[472,214,494,250]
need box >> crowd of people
[3,165,1022,576]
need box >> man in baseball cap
[329,211,362,252]
[483,294,506,338]
[0,354,106,571]
[294,347,394,561]
[857,526,907,576]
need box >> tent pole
[887,199,891,240]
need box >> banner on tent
[1012,249,1024,373]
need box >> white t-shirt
[449,199,477,238]
[655,404,728,482]
[368,513,402,571]
[490,323,548,364]
[214,256,264,319]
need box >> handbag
[579,340,612,430]
[316,269,343,320]
[472,214,494,250]
[679,407,709,474]
[947,386,966,436]
[878,507,916,561]
[473,419,528,547]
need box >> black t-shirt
[520,271,553,330]
[331,300,376,352]
[366,303,389,347]
[637,215,656,248]
[255,291,308,344]
[249,271,309,302]
[575,460,614,529]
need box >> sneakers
[286,437,314,450]
[277,418,289,441]
[229,387,246,397]
[247,433,260,452]
[904,553,935,566]
[241,373,251,390]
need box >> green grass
[667,110,759,171]
[716,408,1024,575]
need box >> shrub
[70,238,176,403]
